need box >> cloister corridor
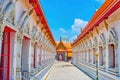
[1,0,120,80]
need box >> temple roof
[56,41,72,52]
[72,0,120,46]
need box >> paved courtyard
[44,61,93,80]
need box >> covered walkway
[43,62,92,80]
[0,0,120,80]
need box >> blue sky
[40,0,105,42]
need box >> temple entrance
[58,53,65,61]
[56,40,72,62]
[0,27,15,80]
[21,36,30,79]
[59,54,63,61]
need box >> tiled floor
[45,61,93,80]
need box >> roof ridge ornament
[60,36,62,42]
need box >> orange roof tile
[56,41,72,52]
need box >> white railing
[22,71,39,80]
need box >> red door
[0,31,10,80]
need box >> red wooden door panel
[0,31,10,80]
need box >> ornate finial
[80,27,82,33]
[95,4,98,12]
[60,36,62,42]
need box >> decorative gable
[56,41,66,50]
[3,2,15,26]
[99,33,105,45]
[108,28,118,45]
[6,8,15,25]
[23,21,30,35]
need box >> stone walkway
[44,61,93,80]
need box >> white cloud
[71,18,88,33]
[59,28,67,33]
[96,0,105,3]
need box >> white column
[30,42,34,70]
[39,46,41,67]
[90,49,92,65]
[86,50,88,63]
[37,45,40,68]
[46,51,47,63]
[102,45,106,68]
[117,44,120,76]
[105,43,109,72]
[41,48,44,65]
[39,47,42,66]
[43,49,45,64]
[74,53,77,65]
[0,24,5,54]
[115,44,118,70]
[91,49,94,65]
[42,49,45,65]
[46,51,48,62]
[83,51,85,63]
[12,33,17,80]
[15,32,23,80]
[80,53,81,62]
[44,50,46,63]
[28,40,32,72]
[46,51,47,62]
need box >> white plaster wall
[15,1,24,23]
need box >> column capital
[16,28,23,43]
[14,0,19,2]
[17,35,23,43]
[114,40,118,49]
[31,39,35,47]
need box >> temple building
[56,39,72,61]
[1,0,120,80]
[72,0,120,80]
[0,0,56,80]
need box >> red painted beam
[29,0,37,3]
